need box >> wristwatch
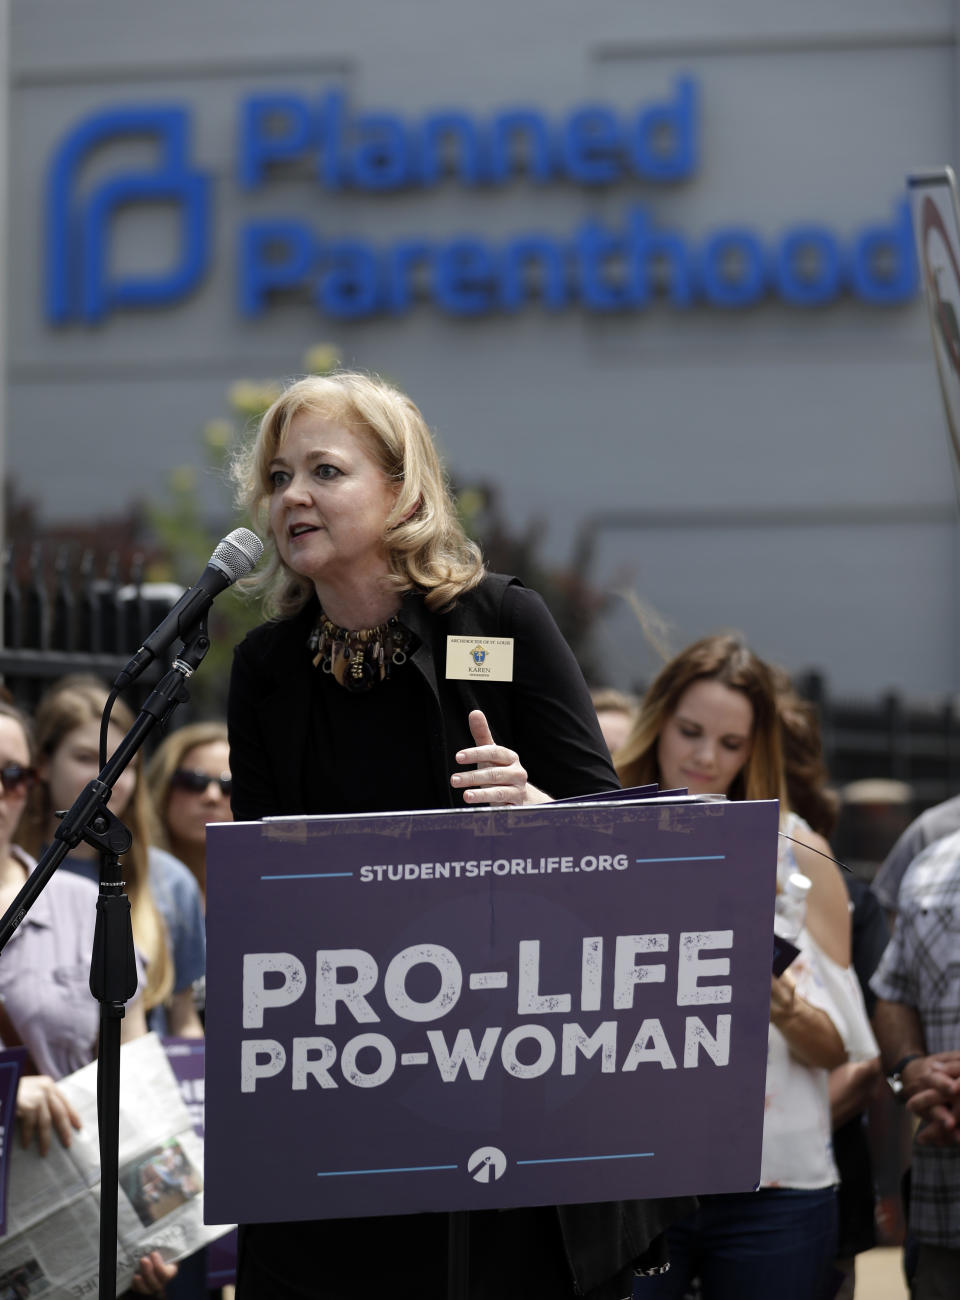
[886,1053,923,1102]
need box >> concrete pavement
[856,1247,908,1299]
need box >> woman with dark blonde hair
[616,635,786,806]
[226,370,693,1299]
[19,677,204,1039]
[621,635,875,1300]
[147,720,231,906]
[616,634,848,960]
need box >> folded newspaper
[0,1032,232,1297]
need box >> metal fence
[795,670,960,807]
[0,544,177,713]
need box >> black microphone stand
[0,622,211,1299]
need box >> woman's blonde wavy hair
[232,371,485,619]
[18,676,174,1014]
[145,720,229,877]
[615,633,786,806]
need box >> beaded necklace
[307,610,413,693]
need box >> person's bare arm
[120,997,148,1043]
[166,987,203,1038]
[874,998,960,1146]
[770,972,847,1069]
[829,1058,881,1128]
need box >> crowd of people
[0,369,956,1299]
[0,684,224,1296]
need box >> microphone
[114,528,264,688]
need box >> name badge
[445,636,514,682]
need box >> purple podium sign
[204,798,778,1225]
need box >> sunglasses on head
[170,768,232,797]
[0,763,36,794]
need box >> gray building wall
[7,0,960,695]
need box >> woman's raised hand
[450,710,549,806]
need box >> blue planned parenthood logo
[41,79,918,326]
[45,105,212,324]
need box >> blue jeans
[633,1189,838,1300]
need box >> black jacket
[228,573,621,819]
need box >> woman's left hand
[769,972,847,1069]
[769,971,798,1023]
[131,1251,177,1295]
[450,710,549,806]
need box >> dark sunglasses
[0,763,36,794]
[171,768,232,797]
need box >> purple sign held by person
[204,798,778,1225]
[163,1038,238,1284]
[163,1039,205,1135]
[0,1047,27,1236]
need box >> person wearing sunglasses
[0,697,173,1295]
[146,722,232,914]
[173,767,232,796]
[18,677,205,1044]
[618,637,876,1300]
[0,760,34,794]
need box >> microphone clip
[172,617,211,678]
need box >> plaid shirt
[871,829,960,1247]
